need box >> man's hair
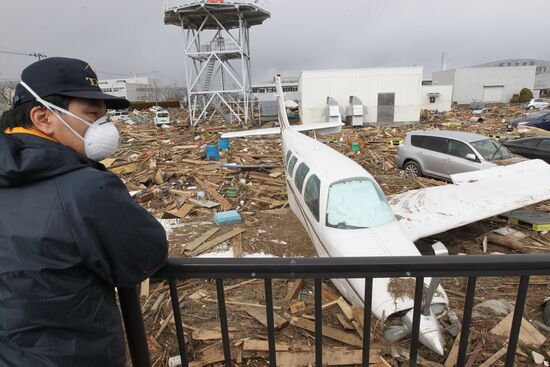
[0,95,72,130]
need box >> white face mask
[19,81,120,161]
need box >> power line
[0,50,47,60]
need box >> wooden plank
[490,312,546,347]
[290,300,306,315]
[284,279,304,303]
[290,317,363,348]
[401,349,445,367]
[352,306,364,327]
[337,297,354,321]
[336,313,355,330]
[192,328,236,341]
[276,348,381,367]
[140,278,150,299]
[183,227,220,253]
[224,279,258,292]
[232,233,243,258]
[245,307,288,330]
[193,176,233,210]
[187,228,246,257]
[478,346,507,367]
[321,299,340,310]
[444,332,461,367]
[243,339,289,352]
[110,162,138,175]
[166,203,194,219]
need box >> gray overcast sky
[1,0,549,85]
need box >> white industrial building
[252,77,299,117]
[433,65,536,104]
[299,67,451,125]
[98,77,156,103]
[420,85,453,112]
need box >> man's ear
[29,106,55,136]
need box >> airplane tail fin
[274,76,291,132]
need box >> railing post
[118,287,152,367]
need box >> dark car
[502,137,550,163]
[508,111,550,130]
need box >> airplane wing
[220,122,343,139]
[388,159,550,242]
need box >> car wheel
[403,161,422,178]
[528,106,535,110]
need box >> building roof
[473,59,550,68]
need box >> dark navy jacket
[0,130,168,366]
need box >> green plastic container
[351,142,360,152]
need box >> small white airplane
[222,76,550,355]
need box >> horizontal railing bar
[153,255,550,279]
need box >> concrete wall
[433,66,536,104]
[420,85,453,112]
[299,67,423,124]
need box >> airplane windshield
[326,179,395,229]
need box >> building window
[523,62,527,66]
[499,63,504,67]
[530,61,535,66]
[429,96,436,104]
[507,62,511,66]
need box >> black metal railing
[118,254,550,367]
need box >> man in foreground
[0,57,168,366]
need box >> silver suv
[394,130,514,180]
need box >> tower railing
[163,0,270,12]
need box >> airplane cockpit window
[326,179,395,229]
[287,156,298,178]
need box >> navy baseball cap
[13,57,130,109]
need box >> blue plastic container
[218,138,230,151]
[213,210,242,226]
[205,144,220,161]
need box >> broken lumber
[284,279,304,304]
[489,312,546,347]
[193,176,233,210]
[243,339,289,352]
[485,233,525,253]
[276,348,381,366]
[245,307,288,330]
[186,228,246,256]
[478,346,507,367]
[182,227,220,254]
[290,317,363,348]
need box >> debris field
[112,104,550,366]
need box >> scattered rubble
[112,105,550,366]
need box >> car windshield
[470,139,512,160]
[157,113,169,118]
[326,179,395,229]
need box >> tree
[518,88,534,103]
[0,81,17,112]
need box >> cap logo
[85,77,99,87]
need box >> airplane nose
[402,308,446,356]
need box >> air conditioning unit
[345,96,365,127]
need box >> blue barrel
[205,144,220,161]
[218,138,230,151]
